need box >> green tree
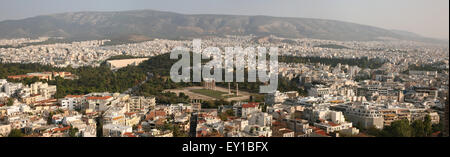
[432,122,444,133]
[6,98,14,106]
[8,129,25,137]
[218,113,228,121]
[388,120,412,137]
[179,92,186,98]
[47,112,54,125]
[173,124,187,137]
[259,103,268,112]
[96,116,103,137]
[68,126,79,137]
[225,109,235,116]
[423,115,432,136]
[366,126,381,136]
[201,101,215,109]
[411,120,425,137]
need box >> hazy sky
[0,0,448,39]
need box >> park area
[164,86,252,102]
[190,89,229,99]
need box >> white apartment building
[344,105,384,129]
[0,79,7,91]
[233,102,261,118]
[82,125,97,137]
[265,91,288,105]
[103,123,133,137]
[59,97,83,110]
[128,96,156,113]
[308,85,331,97]
[29,82,57,99]
[85,95,114,112]
[4,82,23,96]
[0,124,11,137]
[314,121,353,133]
[248,112,273,127]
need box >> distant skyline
[0,0,448,40]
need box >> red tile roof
[431,131,441,137]
[278,128,294,134]
[8,74,50,80]
[272,121,282,126]
[310,126,320,131]
[30,94,41,97]
[314,129,328,136]
[242,102,259,108]
[125,112,136,116]
[65,95,84,98]
[328,122,340,126]
[146,111,166,120]
[8,75,32,79]
[34,99,58,104]
[123,132,136,137]
[112,116,124,121]
[86,96,112,100]
[52,126,71,132]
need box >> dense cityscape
[0,34,448,137]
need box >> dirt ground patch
[164,86,252,102]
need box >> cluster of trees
[2,52,316,106]
[259,103,268,112]
[11,77,43,86]
[172,124,188,137]
[201,95,267,110]
[134,78,190,104]
[281,77,307,95]
[6,125,79,137]
[7,129,25,137]
[133,52,306,105]
[366,115,442,137]
[131,53,196,104]
[137,52,307,104]
[49,65,146,98]
[201,99,232,109]
[0,62,147,99]
[406,62,448,73]
[0,53,194,104]
[218,109,235,121]
[68,126,79,137]
[96,117,103,137]
[279,56,386,69]
[0,63,59,79]
[6,98,14,106]
[157,121,188,137]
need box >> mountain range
[0,9,444,43]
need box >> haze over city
[0,0,448,40]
